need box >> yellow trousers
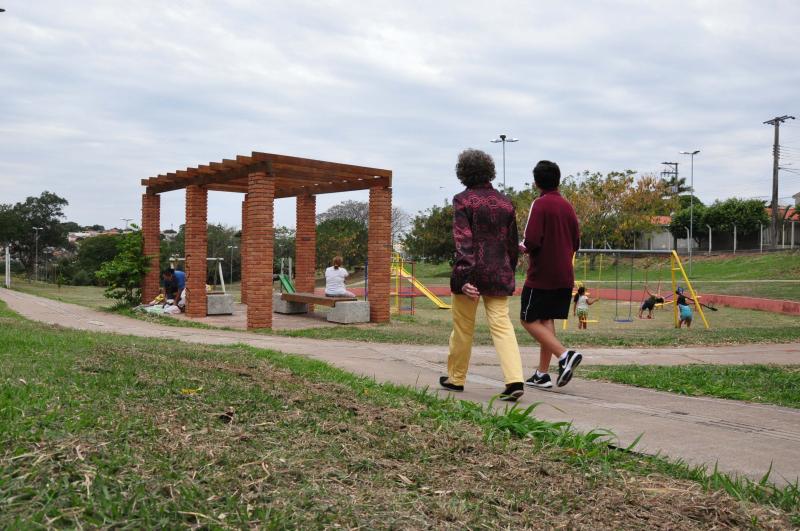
[447,294,524,386]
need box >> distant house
[794,191,800,207]
[642,215,674,250]
[162,229,178,241]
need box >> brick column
[240,195,248,304]
[295,194,316,305]
[368,186,392,322]
[140,192,161,303]
[246,172,275,329]
[185,185,208,317]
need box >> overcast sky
[2,1,799,231]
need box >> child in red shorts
[519,161,583,389]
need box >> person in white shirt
[572,285,599,329]
[324,256,356,297]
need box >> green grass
[0,299,797,527]
[279,295,800,348]
[412,251,800,300]
[582,365,800,409]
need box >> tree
[668,203,708,241]
[402,203,455,262]
[0,192,69,273]
[316,218,367,268]
[704,198,768,235]
[96,227,151,305]
[660,174,691,196]
[557,171,671,248]
[75,234,123,282]
[317,200,410,242]
[274,226,295,271]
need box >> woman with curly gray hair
[439,149,525,402]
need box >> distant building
[794,191,800,207]
[162,229,178,241]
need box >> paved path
[2,289,800,485]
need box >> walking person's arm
[452,195,479,300]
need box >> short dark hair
[162,267,174,277]
[456,149,496,187]
[533,160,561,190]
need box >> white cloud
[0,0,798,232]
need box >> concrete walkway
[2,288,799,485]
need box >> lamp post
[227,245,238,282]
[33,227,43,281]
[679,150,700,274]
[121,218,132,231]
[490,134,519,189]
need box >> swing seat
[614,318,634,323]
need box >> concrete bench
[276,292,369,323]
[207,292,234,315]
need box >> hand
[462,283,480,300]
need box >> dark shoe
[557,350,583,387]
[499,382,524,402]
[525,372,553,389]
[439,376,464,392]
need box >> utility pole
[660,162,679,192]
[764,115,795,249]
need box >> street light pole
[121,218,132,231]
[679,150,700,275]
[490,134,519,189]
[33,227,43,281]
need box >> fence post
[792,221,796,248]
[733,224,737,254]
[4,245,10,289]
[707,225,712,255]
[760,223,763,253]
[782,221,786,248]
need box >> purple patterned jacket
[450,183,519,296]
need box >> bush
[96,227,151,306]
[70,269,93,286]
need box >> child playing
[519,160,583,389]
[573,285,598,329]
[676,287,693,328]
[638,287,665,319]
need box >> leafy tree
[87,224,105,231]
[317,200,410,242]
[402,203,455,263]
[274,226,295,271]
[660,174,691,197]
[556,171,671,248]
[668,203,709,241]
[96,227,151,305]
[59,221,82,234]
[704,198,768,235]
[0,192,69,272]
[75,234,122,281]
[316,218,367,268]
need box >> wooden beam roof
[142,152,392,196]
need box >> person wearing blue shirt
[162,268,185,302]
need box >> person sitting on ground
[161,268,185,303]
[638,287,665,319]
[573,285,598,330]
[324,256,356,297]
[676,287,694,328]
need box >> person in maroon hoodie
[439,149,525,402]
[519,160,583,389]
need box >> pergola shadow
[141,151,392,330]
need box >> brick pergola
[140,152,392,329]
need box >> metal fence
[640,221,799,254]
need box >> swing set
[563,249,709,329]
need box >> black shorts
[520,287,573,322]
[641,300,655,311]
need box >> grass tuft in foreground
[582,364,800,409]
[0,299,797,528]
